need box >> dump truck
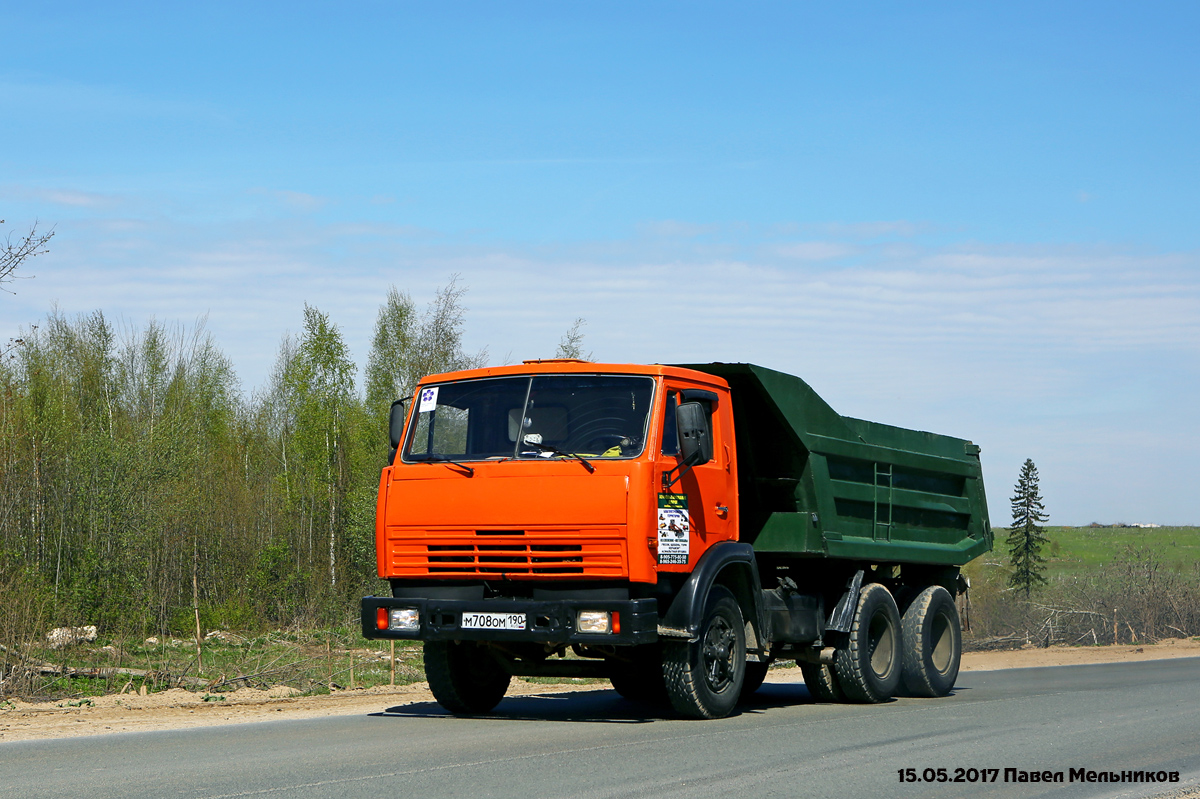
[361,360,992,718]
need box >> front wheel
[740,660,770,700]
[609,645,668,704]
[663,586,746,718]
[424,640,511,715]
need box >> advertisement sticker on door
[657,493,689,565]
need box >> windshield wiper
[521,440,595,473]
[414,454,475,477]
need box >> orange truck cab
[361,360,992,718]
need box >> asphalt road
[3,658,1199,799]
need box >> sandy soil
[3,638,1198,743]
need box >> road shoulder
[4,638,1198,743]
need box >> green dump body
[682,363,993,567]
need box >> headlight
[577,610,611,634]
[388,608,420,631]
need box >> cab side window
[678,389,718,451]
[661,392,679,456]
[663,388,720,456]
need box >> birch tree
[279,306,356,590]
[364,276,487,419]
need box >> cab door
[656,386,736,570]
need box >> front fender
[658,541,765,647]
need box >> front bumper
[361,596,659,645]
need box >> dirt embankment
[3,638,1198,743]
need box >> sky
[2,2,1198,526]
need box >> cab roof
[418,360,731,389]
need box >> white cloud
[636,220,721,238]
[8,216,1198,524]
[248,189,329,213]
[811,220,926,239]
[772,241,857,261]
[2,185,122,210]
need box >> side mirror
[676,401,712,466]
[388,398,410,458]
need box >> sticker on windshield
[418,386,439,413]
[657,493,690,565]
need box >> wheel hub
[702,617,737,692]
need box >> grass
[7,626,428,702]
[15,632,612,700]
[966,526,1200,583]
[962,526,1200,647]
[14,527,1197,700]
[516,676,608,685]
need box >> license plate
[460,612,526,631]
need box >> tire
[609,645,668,704]
[740,660,770,700]
[833,582,901,703]
[663,586,746,718]
[423,640,511,715]
[900,585,962,697]
[799,661,845,703]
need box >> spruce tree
[1007,458,1050,597]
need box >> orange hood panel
[384,472,629,529]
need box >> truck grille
[387,532,626,577]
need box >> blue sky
[3,2,1198,525]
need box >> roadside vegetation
[8,525,1196,702]
[964,526,1200,650]
[0,281,604,702]
[2,273,1196,701]
[3,624,429,701]
[0,280,495,701]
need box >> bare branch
[1,219,54,292]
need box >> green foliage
[273,305,359,592]
[1007,458,1050,598]
[361,278,488,475]
[0,284,474,642]
[0,277,570,696]
[364,277,487,417]
[364,286,417,421]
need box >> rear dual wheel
[900,585,961,697]
[833,582,901,703]
[799,661,845,703]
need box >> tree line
[0,279,494,639]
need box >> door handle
[715,505,728,517]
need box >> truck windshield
[403,375,655,463]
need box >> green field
[967,526,1200,582]
[961,526,1200,647]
